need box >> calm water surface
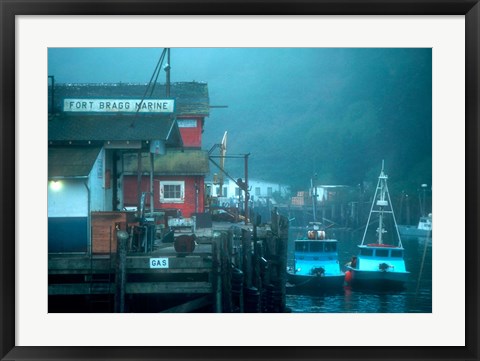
[286,228,432,313]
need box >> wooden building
[121,150,209,216]
[48,82,210,253]
[47,81,290,313]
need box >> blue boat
[287,223,345,290]
[344,163,410,289]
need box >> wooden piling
[220,231,233,312]
[252,222,262,291]
[264,209,288,312]
[50,218,290,313]
[241,228,252,289]
[212,237,222,313]
[228,228,243,312]
[114,230,128,313]
[276,214,288,313]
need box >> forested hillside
[202,48,432,195]
[48,47,432,196]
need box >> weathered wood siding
[91,211,136,253]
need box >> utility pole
[311,174,317,222]
[244,154,250,224]
[166,48,171,97]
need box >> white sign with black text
[149,258,169,269]
[63,98,175,113]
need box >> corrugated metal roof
[49,147,101,178]
[48,113,182,144]
[48,82,210,116]
[123,149,210,175]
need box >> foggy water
[286,229,432,313]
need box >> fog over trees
[49,48,432,195]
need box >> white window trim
[177,119,198,128]
[160,180,185,204]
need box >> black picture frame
[1,1,479,360]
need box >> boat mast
[311,175,317,222]
[360,161,403,247]
[376,162,391,245]
[360,166,382,246]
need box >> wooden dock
[48,211,289,313]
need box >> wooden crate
[91,211,136,254]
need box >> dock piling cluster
[48,211,289,313]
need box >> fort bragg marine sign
[63,98,175,113]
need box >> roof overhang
[48,113,183,149]
[48,146,101,179]
[122,149,210,176]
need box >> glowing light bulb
[50,180,62,191]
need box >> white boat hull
[397,225,431,238]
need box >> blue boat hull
[345,267,409,289]
[287,272,345,290]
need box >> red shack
[119,82,210,217]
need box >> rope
[415,228,431,299]
[148,49,167,97]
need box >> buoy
[345,270,352,283]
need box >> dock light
[50,180,62,191]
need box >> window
[295,242,308,252]
[375,249,389,257]
[324,242,337,252]
[391,250,403,258]
[223,187,228,197]
[267,187,273,196]
[309,242,323,252]
[360,248,374,256]
[235,187,240,196]
[160,181,185,203]
[255,187,261,196]
[177,119,198,128]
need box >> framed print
[2,1,479,361]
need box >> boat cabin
[354,245,407,272]
[293,239,340,276]
[290,221,344,277]
[295,240,338,254]
[418,214,432,231]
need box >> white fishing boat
[345,163,409,289]
[287,222,345,291]
[397,213,432,238]
[398,183,432,238]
